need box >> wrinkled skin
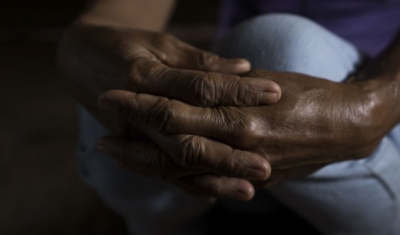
[98,69,393,191]
[60,23,400,201]
[58,24,280,111]
[58,24,281,201]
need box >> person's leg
[76,106,213,235]
[215,14,400,235]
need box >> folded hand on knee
[97,68,390,200]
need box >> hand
[58,23,281,135]
[58,23,282,200]
[97,131,270,201]
[98,69,387,188]
[59,23,280,109]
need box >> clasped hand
[97,68,382,200]
[60,24,382,201]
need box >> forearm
[360,30,400,83]
[79,0,176,31]
[355,29,400,142]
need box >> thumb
[180,47,251,74]
[152,36,251,74]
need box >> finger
[98,90,264,148]
[97,136,255,201]
[99,93,271,180]
[142,126,270,181]
[252,164,325,188]
[145,33,251,74]
[161,45,251,74]
[178,174,255,201]
[96,136,203,179]
[129,58,281,106]
[176,186,216,203]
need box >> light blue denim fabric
[215,14,400,235]
[77,14,400,235]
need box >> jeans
[77,14,400,235]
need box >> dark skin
[59,23,281,200]
[59,0,400,201]
[96,31,400,199]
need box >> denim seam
[362,145,397,235]
[364,140,398,203]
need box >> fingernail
[232,190,250,201]
[254,79,281,96]
[259,92,279,104]
[248,168,268,181]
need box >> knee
[215,13,360,81]
[216,14,324,69]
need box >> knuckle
[148,99,177,134]
[173,136,206,168]
[129,59,163,90]
[196,51,212,69]
[196,50,222,71]
[224,79,252,106]
[162,102,179,133]
[152,33,176,49]
[121,95,139,120]
[214,149,246,178]
[128,59,146,87]
[146,149,170,179]
[195,73,217,106]
[226,114,264,147]
[238,83,256,105]
[128,64,143,89]
[196,73,251,107]
[229,157,245,177]
[238,117,262,139]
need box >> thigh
[215,13,400,235]
[269,138,400,235]
[214,13,364,83]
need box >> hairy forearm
[79,0,176,31]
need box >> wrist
[357,77,400,141]
[336,78,395,160]
[351,32,400,140]
[77,0,175,31]
[77,13,134,29]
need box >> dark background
[0,1,220,234]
